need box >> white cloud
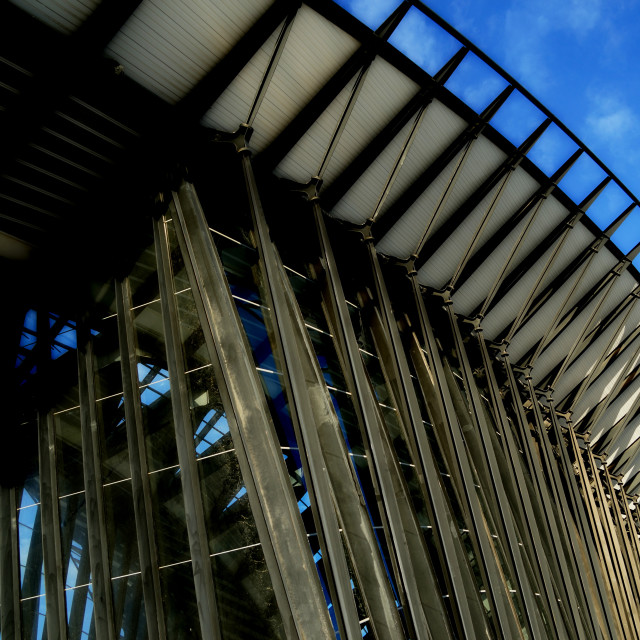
[341,0,401,30]
[586,93,636,143]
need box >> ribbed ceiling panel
[106,0,274,104]
[376,99,467,220]
[201,23,283,133]
[330,117,415,224]
[249,5,359,153]
[419,182,503,290]
[376,135,506,259]
[9,0,99,34]
[274,75,359,184]
[320,57,420,188]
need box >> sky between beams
[335,0,640,253]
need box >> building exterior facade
[2,1,640,639]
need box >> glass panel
[187,367,232,459]
[133,300,178,472]
[159,562,202,640]
[112,573,147,640]
[65,583,95,640]
[103,481,140,579]
[211,546,284,639]
[148,467,189,567]
[18,503,44,598]
[21,594,46,640]
[54,409,84,499]
[59,493,91,591]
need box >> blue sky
[335,0,640,250]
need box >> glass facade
[1,145,639,640]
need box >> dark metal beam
[372,86,514,243]
[320,46,468,211]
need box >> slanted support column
[367,258,491,639]
[115,279,167,640]
[77,320,117,640]
[0,486,21,640]
[451,318,546,639]
[37,310,68,640]
[171,173,333,638]
[310,211,450,639]
[474,334,569,639]
[153,217,221,640]
[546,403,618,638]
[501,356,592,639]
[242,159,362,640]
[409,284,520,639]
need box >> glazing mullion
[569,430,625,638]
[502,357,596,634]
[0,486,21,639]
[527,382,610,639]
[600,468,640,621]
[153,217,221,640]
[312,206,448,640]
[115,278,166,640]
[448,318,545,639]
[547,406,619,638]
[587,450,640,637]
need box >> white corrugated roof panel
[330,116,416,224]
[201,23,283,132]
[377,99,467,219]
[106,0,274,104]
[573,334,640,428]
[249,5,359,153]
[420,167,539,292]
[320,57,420,188]
[508,246,620,364]
[375,148,467,258]
[591,374,640,443]
[274,74,360,184]
[376,136,506,259]
[531,292,614,386]
[554,282,639,403]
[10,0,99,34]
[418,182,503,290]
[607,416,640,465]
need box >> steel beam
[244,162,362,639]
[115,279,167,640]
[77,321,117,640]
[154,217,221,640]
[171,180,333,638]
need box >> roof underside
[4,0,640,490]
